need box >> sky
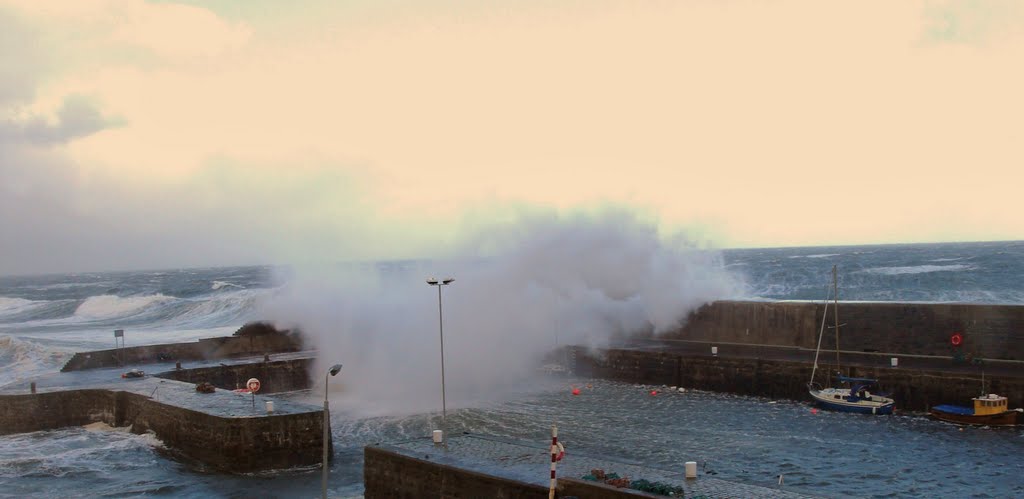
[2,0,1022,275]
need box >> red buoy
[571,387,581,396]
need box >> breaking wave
[0,289,269,334]
[0,335,73,388]
[73,294,175,320]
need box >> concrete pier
[0,353,326,472]
[365,434,813,498]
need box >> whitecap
[211,280,244,290]
[859,264,974,276]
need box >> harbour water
[1,240,1023,497]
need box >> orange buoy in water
[811,408,819,414]
[571,387,581,396]
[650,390,658,396]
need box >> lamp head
[442,278,455,285]
[328,364,343,376]
[426,277,439,285]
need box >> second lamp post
[426,277,454,427]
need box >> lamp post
[426,277,454,431]
[322,363,342,499]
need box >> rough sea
[1,241,1022,498]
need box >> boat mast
[809,279,830,387]
[833,265,841,376]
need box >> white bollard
[265,401,274,413]
[685,461,697,479]
[711,346,718,356]
[891,357,898,367]
[432,429,444,444]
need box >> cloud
[0,6,47,106]
[922,0,1024,45]
[1,94,123,145]
[3,0,252,60]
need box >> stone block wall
[0,388,327,472]
[364,446,550,499]
[156,358,313,393]
[0,390,117,435]
[572,347,1024,412]
[668,301,1024,360]
[61,334,304,371]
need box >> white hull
[810,387,895,415]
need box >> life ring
[950,332,963,346]
[247,378,261,393]
[554,442,565,462]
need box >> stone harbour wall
[0,388,327,472]
[571,347,1024,412]
[61,333,304,371]
[666,301,1024,360]
[156,358,313,393]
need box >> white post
[685,461,697,479]
[890,357,898,367]
[711,346,718,356]
[549,425,558,499]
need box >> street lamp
[426,277,454,431]
[322,363,342,499]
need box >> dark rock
[233,321,302,338]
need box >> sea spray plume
[260,210,743,416]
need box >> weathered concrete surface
[61,323,304,371]
[157,358,313,393]
[571,347,1024,412]
[366,435,812,498]
[1,354,328,472]
[662,301,1024,360]
[365,446,549,499]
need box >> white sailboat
[807,265,895,415]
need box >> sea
[1,240,1022,498]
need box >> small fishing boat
[807,265,895,415]
[930,394,1023,426]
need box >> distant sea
[1,240,1022,498]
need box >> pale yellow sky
[1,0,1022,274]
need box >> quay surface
[366,433,816,498]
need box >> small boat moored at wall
[930,394,1023,426]
[810,376,895,414]
[807,265,896,415]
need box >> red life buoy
[554,442,565,462]
[247,378,261,393]
[951,333,963,346]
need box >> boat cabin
[973,394,1008,415]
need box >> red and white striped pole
[549,424,558,499]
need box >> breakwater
[570,346,1024,411]
[157,358,313,393]
[0,357,325,472]
[663,300,1024,360]
[0,387,327,472]
[60,324,304,371]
